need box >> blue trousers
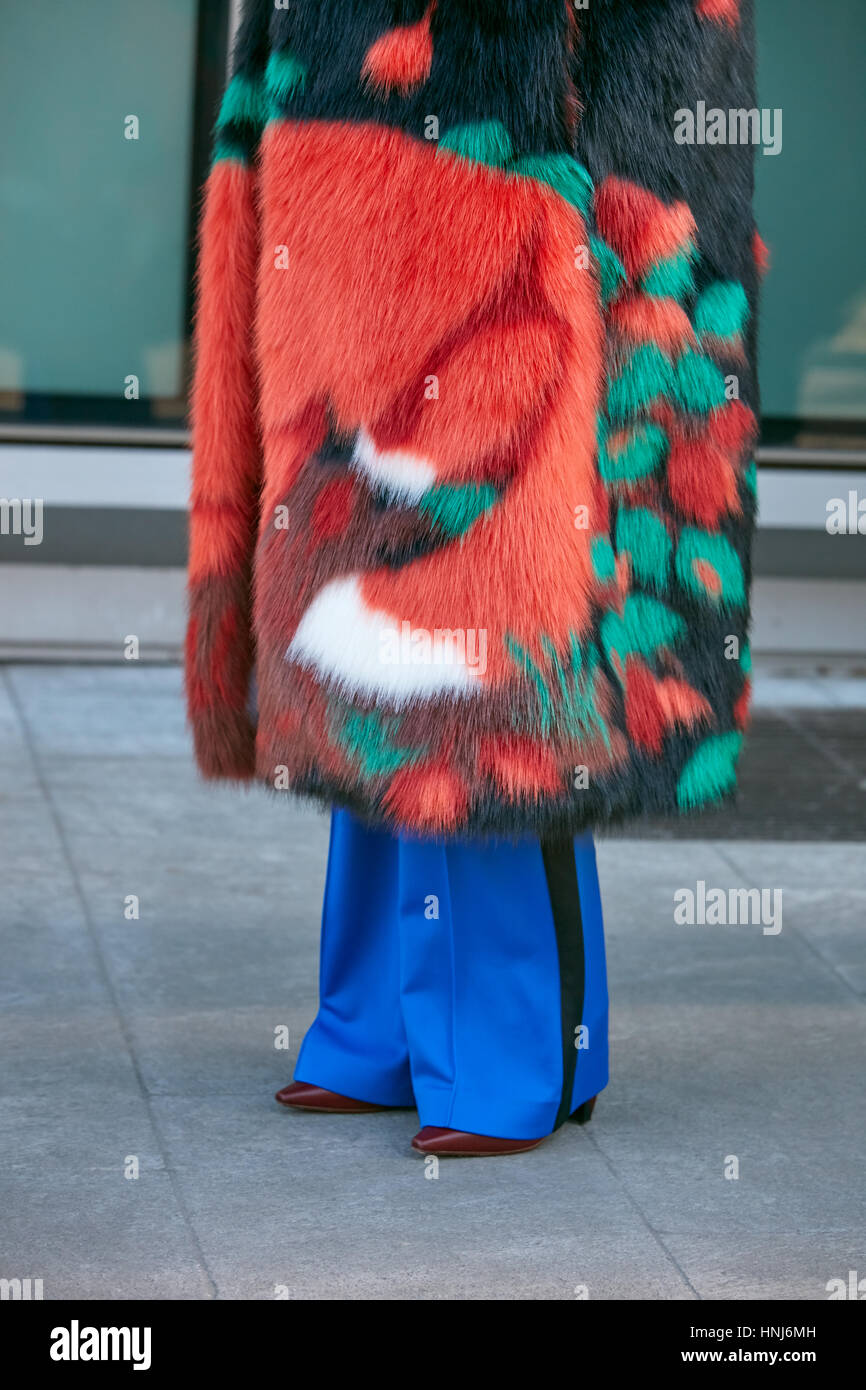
[295,809,609,1139]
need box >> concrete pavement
[1,664,864,1300]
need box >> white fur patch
[286,575,482,704]
[351,427,436,502]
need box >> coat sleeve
[185,2,271,780]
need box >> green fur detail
[212,136,248,166]
[624,595,686,655]
[676,528,746,608]
[438,121,514,168]
[216,73,268,132]
[265,50,308,108]
[641,249,697,301]
[590,237,627,307]
[615,508,672,590]
[600,423,668,487]
[546,637,612,752]
[601,595,686,670]
[695,280,749,342]
[607,346,674,423]
[741,641,753,675]
[332,707,427,779]
[506,634,554,733]
[672,350,728,415]
[591,536,617,582]
[745,459,758,497]
[418,483,498,537]
[511,153,593,213]
[505,634,611,751]
[676,732,743,810]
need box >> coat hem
[258,767,739,845]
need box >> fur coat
[186,0,763,838]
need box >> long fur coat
[186,0,763,838]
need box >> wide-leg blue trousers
[295,808,609,1139]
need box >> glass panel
[2,1,862,446]
[756,0,866,435]
[0,0,200,421]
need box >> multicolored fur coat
[186,0,763,838]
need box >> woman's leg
[396,830,608,1140]
[293,808,415,1107]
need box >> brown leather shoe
[411,1126,548,1157]
[275,1082,393,1113]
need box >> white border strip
[0,445,190,510]
[1,444,864,529]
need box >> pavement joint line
[5,665,865,1296]
[593,832,859,1297]
[580,1128,703,1301]
[1,665,220,1300]
[714,841,866,1006]
[772,704,865,785]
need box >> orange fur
[478,737,562,800]
[258,407,328,533]
[594,178,696,280]
[256,122,538,439]
[624,660,666,753]
[383,761,470,833]
[693,558,723,596]
[189,500,255,584]
[360,192,606,680]
[362,6,434,95]
[656,677,712,729]
[696,0,740,28]
[667,434,740,526]
[753,230,770,276]
[706,399,757,456]
[256,122,606,681]
[186,9,759,833]
[734,679,752,730]
[388,319,564,480]
[609,294,696,353]
[625,661,711,754]
[312,477,357,542]
[189,161,261,578]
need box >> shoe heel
[572,1096,597,1126]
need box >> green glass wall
[0,0,199,415]
[755,0,866,431]
[0,0,863,444]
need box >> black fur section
[254,0,575,154]
[574,0,759,749]
[232,0,273,76]
[576,0,760,412]
[277,742,741,843]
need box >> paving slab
[1,664,864,1300]
[149,1097,695,1301]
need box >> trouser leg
[396,829,609,1140]
[293,808,415,1105]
